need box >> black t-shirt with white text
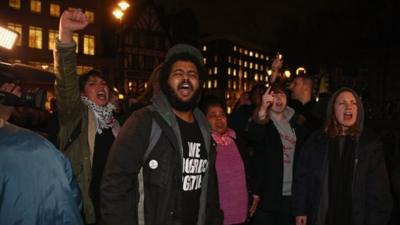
[177,116,208,225]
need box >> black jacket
[100,93,222,225]
[293,129,392,225]
[247,113,307,212]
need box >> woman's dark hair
[199,95,226,115]
[78,69,109,91]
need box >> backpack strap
[143,118,161,163]
[138,106,161,225]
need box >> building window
[249,62,253,69]
[48,29,58,50]
[228,56,232,63]
[208,68,212,75]
[204,58,207,64]
[85,11,95,24]
[49,3,60,17]
[214,55,218,63]
[249,51,253,57]
[244,61,248,68]
[214,80,217,88]
[255,64,258,70]
[208,80,212,89]
[227,67,231,75]
[244,49,248,55]
[83,35,95,55]
[255,53,259,58]
[244,71,247,78]
[233,45,237,51]
[73,33,79,53]
[9,0,21,9]
[260,54,264,59]
[202,45,207,52]
[238,59,242,66]
[29,26,42,49]
[228,80,231,89]
[30,0,42,13]
[233,69,237,76]
[214,66,218,75]
[7,23,22,46]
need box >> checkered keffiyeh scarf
[81,96,120,136]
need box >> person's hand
[0,82,22,122]
[249,195,260,217]
[0,82,22,97]
[59,8,89,44]
[296,216,307,225]
[270,52,283,83]
[259,86,274,115]
[271,52,283,71]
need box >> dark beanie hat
[159,44,207,85]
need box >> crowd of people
[1,8,399,225]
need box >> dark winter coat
[100,92,222,225]
[292,87,392,225]
[247,108,308,212]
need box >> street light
[118,1,130,11]
[284,70,291,79]
[112,1,130,22]
[296,67,306,76]
[0,26,18,50]
[112,9,124,21]
[112,1,131,94]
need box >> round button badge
[149,159,158,169]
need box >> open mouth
[178,82,193,96]
[343,111,353,120]
[96,90,107,100]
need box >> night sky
[156,0,400,72]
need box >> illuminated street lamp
[112,1,130,21]
[118,1,130,11]
[284,70,291,79]
[0,26,18,50]
[112,9,124,21]
[112,1,132,94]
[296,67,306,76]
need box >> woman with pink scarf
[202,97,259,225]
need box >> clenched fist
[59,8,89,44]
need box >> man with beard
[100,44,222,225]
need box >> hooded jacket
[293,87,392,225]
[100,92,222,225]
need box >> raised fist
[59,8,89,43]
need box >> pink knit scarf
[211,128,236,146]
